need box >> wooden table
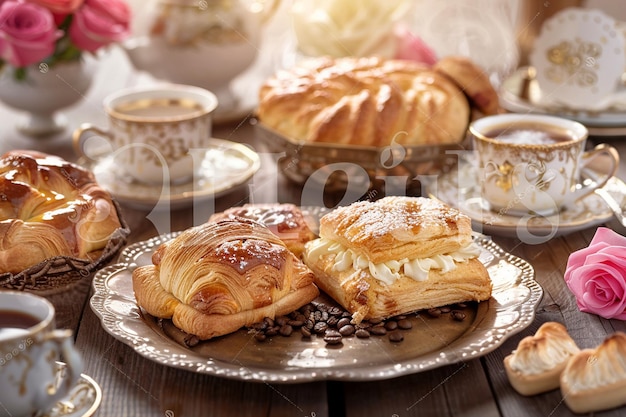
[2,48,626,417]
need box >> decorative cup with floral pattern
[0,291,83,417]
[471,114,619,216]
[73,84,218,185]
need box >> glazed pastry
[132,218,319,340]
[208,203,316,257]
[258,55,499,147]
[303,196,492,323]
[560,332,626,414]
[0,150,123,274]
[504,322,580,396]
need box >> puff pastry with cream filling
[303,196,492,323]
[132,218,319,340]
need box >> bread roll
[132,218,319,340]
[504,322,580,396]
[258,56,499,147]
[303,196,492,323]
[560,332,626,414]
[0,150,123,274]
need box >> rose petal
[590,227,626,246]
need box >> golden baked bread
[0,150,123,274]
[303,196,492,323]
[504,322,580,396]
[208,203,315,257]
[132,218,319,340]
[560,332,626,414]
[257,55,499,147]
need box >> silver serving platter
[90,215,542,383]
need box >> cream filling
[306,237,481,285]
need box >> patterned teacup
[471,114,619,216]
[73,84,218,185]
[0,292,83,417]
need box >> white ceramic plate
[40,362,102,417]
[431,160,626,240]
[90,215,542,383]
[82,138,260,210]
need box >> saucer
[82,138,260,210]
[40,361,102,417]
[500,66,626,136]
[430,161,626,240]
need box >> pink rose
[564,227,626,320]
[393,25,437,65]
[25,0,84,14]
[69,0,130,52]
[0,1,62,67]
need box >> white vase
[0,59,94,137]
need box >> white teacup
[470,114,619,216]
[73,84,218,185]
[0,291,83,417]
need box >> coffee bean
[327,316,339,327]
[323,329,342,345]
[451,310,466,321]
[337,318,351,329]
[355,329,370,338]
[313,321,328,334]
[328,306,343,316]
[288,319,304,327]
[397,319,412,330]
[254,332,267,342]
[279,324,293,336]
[388,330,404,343]
[440,306,451,313]
[369,325,387,336]
[301,327,312,338]
[369,318,383,325]
[265,326,279,336]
[427,308,442,318]
[385,321,398,331]
[339,324,355,336]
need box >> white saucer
[40,362,102,417]
[83,138,260,210]
[500,66,626,135]
[430,160,626,241]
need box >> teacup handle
[34,329,83,411]
[564,143,620,207]
[72,123,113,162]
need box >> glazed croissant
[132,218,319,340]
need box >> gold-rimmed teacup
[73,84,218,185]
[470,114,619,217]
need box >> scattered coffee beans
[248,301,471,347]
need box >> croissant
[560,332,626,414]
[303,196,492,323]
[208,203,316,257]
[0,150,123,274]
[132,218,319,340]
[258,55,500,146]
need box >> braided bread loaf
[0,150,123,274]
[258,56,499,146]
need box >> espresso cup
[470,114,619,216]
[73,84,218,185]
[0,291,83,417]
